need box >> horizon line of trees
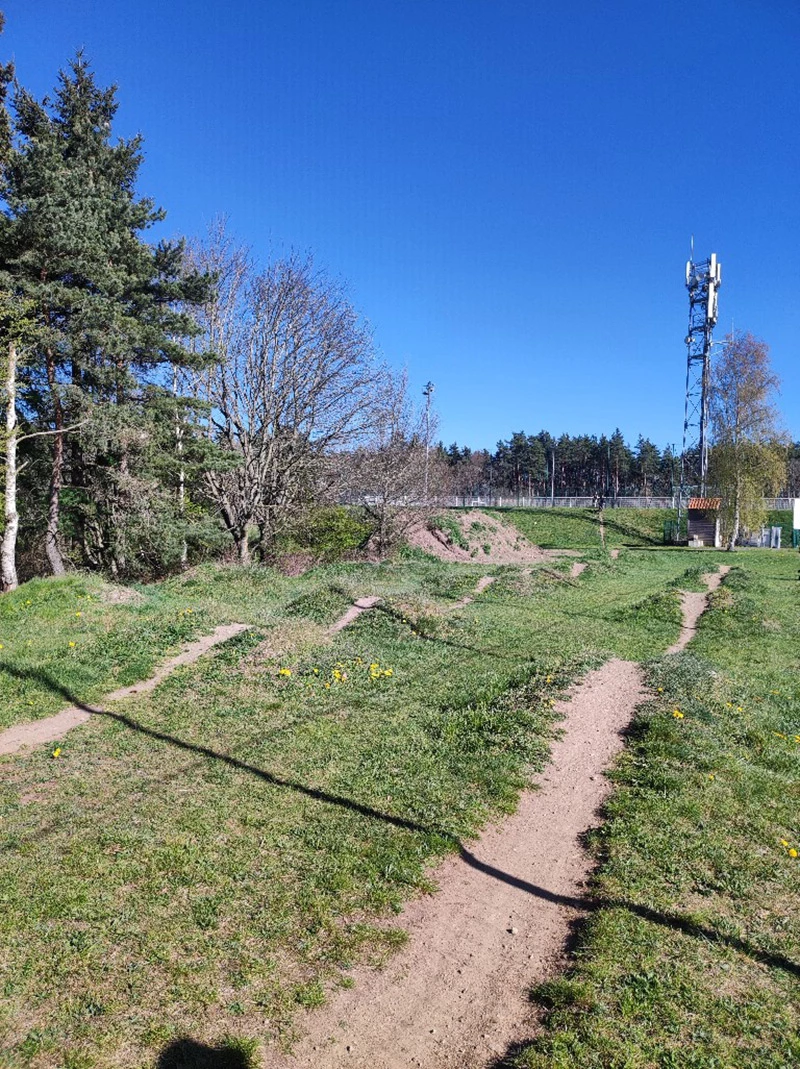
[437,430,800,502]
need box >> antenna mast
[677,250,721,536]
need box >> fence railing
[435,496,796,510]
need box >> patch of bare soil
[408,510,551,565]
[666,565,730,655]
[100,584,144,604]
[569,561,588,578]
[328,596,381,634]
[451,576,496,608]
[0,624,249,757]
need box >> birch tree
[709,331,787,549]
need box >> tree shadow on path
[4,663,798,988]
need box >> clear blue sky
[3,0,799,450]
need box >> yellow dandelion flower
[780,839,790,847]
[790,849,798,859]
[69,641,76,648]
[707,773,715,780]
[672,710,684,719]
[736,706,743,713]
[75,611,82,618]
[312,668,319,675]
[657,687,664,693]
[383,668,393,677]
[774,732,787,739]
[278,667,292,677]
[52,748,62,759]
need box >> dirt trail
[264,660,643,1069]
[666,565,730,655]
[452,575,496,608]
[263,565,730,1069]
[1,595,392,757]
[328,596,382,634]
[0,623,249,757]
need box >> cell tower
[677,249,721,533]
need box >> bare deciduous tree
[346,370,442,555]
[192,227,380,561]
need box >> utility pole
[422,381,435,502]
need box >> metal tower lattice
[677,252,721,534]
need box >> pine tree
[1,55,212,577]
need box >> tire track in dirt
[262,566,729,1069]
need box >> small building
[687,498,721,547]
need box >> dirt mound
[408,510,551,564]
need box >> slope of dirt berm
[407,509,575,564]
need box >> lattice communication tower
[677,251,721,534]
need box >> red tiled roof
[688,497,721,509]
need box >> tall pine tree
[1,55,212,577]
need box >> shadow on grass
[156,1037,252,1068]
[3,662,798,985]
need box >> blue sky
[3,0,799,450]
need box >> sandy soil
[666,566,730,654]
[0,623,249,756]
[408,511,551,565]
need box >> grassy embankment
[512,549,800,1069]
[0,549,715,1067]
[496,506,794,552]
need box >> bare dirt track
[263,660,643,1069]
[666,566,730,654]
[0,623,249,756]
[262,566,729,1069]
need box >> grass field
[1,538,798,1067]
[494,507,678,549]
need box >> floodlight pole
[423,381,435,502]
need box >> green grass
[0,549,719,1066]
[494,506,678,550]
[514,550,800,1069]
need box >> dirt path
[666,565,730,654]
[0,623,249,757]
[452,575,496,608]
[263,564,730,1069]
[328,596,382,634]
[1,596,392,757]
[264,659,643,1069]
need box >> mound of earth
[408,509,554,564]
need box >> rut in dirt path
[262,565,730,1069]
